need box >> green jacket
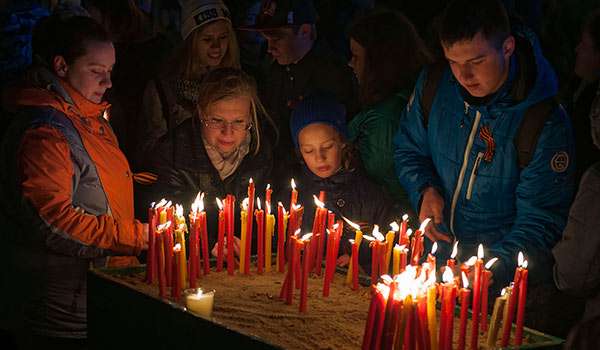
[349,90,411,210]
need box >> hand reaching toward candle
[419,187,451,243]
[212,236,241,260]
[336,254,350,267]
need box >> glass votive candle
[183,288,215,319]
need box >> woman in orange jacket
[0,15,146,348]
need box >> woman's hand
[211,236,241,261]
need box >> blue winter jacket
[393,29,575,286]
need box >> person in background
[286,93,396,273]
[565,8,600,184]
[139,68,275,256]
[347,10,431,213]
[139,0,240,164]
[84,0,174,171]
[0,15,147,349]
[243,0,358,177]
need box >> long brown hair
[196,68,276,155]
[349,11,432,106]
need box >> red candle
[411,219,430,265]
[417,293,431,350]
[400,247,408,273]
[470,244,484,350]
[327,211,335,231]
[146,204,157,284]
[362,285,384,350]
[382,282,402,350]
[399,214,409,246]
[225,195,236,274]
[289,178,298,209]
[284,235,297,305]
[255,198,265,274]
[351,239,360,290]
[299,234,313,313]
[403,298,416,350]
[501,252,524,347]
[215,197,225,272]
[323,227,337,297]
[171,243,182,301]
[244,178,255,274]
[295,236,303,289]
[481,257,498,332]
[458,272,471,350]
[312,196,327,276]
[370,241,380,285]
[427,241,438,279]
[277,203,287,272]
[164,205,174,287]
[515,257,529,345]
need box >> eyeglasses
[201,117,252,132]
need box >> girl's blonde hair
[176,19,240,80]
[196,68,277,155]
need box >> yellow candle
[265,213,275,272]
[393,244,401,275]
[159,209,167,224]
[346,228,362,284]
[427,284,438,350]
[176,227,187,287]
[184,288,215,319]
[487,288,509,348]
[240,210,247,273]
[384,230,395,274]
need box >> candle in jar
[185,288,215,319]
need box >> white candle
[184,288,215,319]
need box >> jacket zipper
[466,152,485,200]
[450,110,482,235]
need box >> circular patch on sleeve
[550,151,569,173]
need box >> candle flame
[376,283,391,300]
[173,243,181,252]
[157,221,171,232]
[349,239,355,244]
[399,244,407,252]
[465,256,477,266]
[155,198,168,209]
[406,228,413,238]
[191,192,204,213]
[291,178,296,190]
[301,233,313,241]
[257,197,262,210]
[242,198,249,211]
[518,251,524,267]
[485,257,499,270]
[461,271,469,288]
[389,221,400,232]
[292,204,302,211]
[165,200,172,209]
[402,214,409,222]
[249,177,253,184]
[477,244,484,259]
[381,275,393,284]
[418,218,431,233]
[102,110,109,121]
[394,244,401,250]
[313,195,325,208]
[332,223,339,230]
[342,216,361,231]
[266,183,271,190]
[522,260,528,269]
[175,203,184,218]
[362,235,375,242]
[431,242,438,255]
[294,228,301,237]
[372,225,385,241]
[451,241,459,259]
[442,267,454,283]
[501,288,507,296]
[216,197,223,211]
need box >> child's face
[298,123,343,179]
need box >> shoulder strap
[514,97,558,168]
[420,62,447,128]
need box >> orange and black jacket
[0,70,144,338]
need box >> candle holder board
[88,265,564,350]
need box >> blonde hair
[178,19,240,80]
[196,68,277,155]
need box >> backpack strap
[514,97,558,168]
[420,62,447,128]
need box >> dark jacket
[138,117,273,248]
[275,162,397,272]
[260,39,358,163]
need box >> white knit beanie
[179,0,231,40]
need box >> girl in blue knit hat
[285,93,398,273]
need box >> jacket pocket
[466,152,485,200]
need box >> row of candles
[361,244,530,350]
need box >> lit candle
[515,257,529,346]
[417,288,431,350]
[163,202,173,287]
[393,244,402,275]
[175,205,187,288]
[411,218,431,265]
[145,200,161,284]
[265,202,275,273]
[382,276,402,350]
[350,239,359,290]
[289,178,298,209]
[470,244,484,350]
[501,252,524,347]
[276,203,288,272]
[323,224,340,297]
[244,178,255,275]
[481,257,498,332]
[199,197,209,276]
[487,288,508,348]
[184,288,215,319]
[265,183,272,208]
[156,221,170,298]
[458,272,471,350]
[215,196,225,272]
[225,194,236,274]
[344,217,363,284]
[427,282,438,350]
[255,197,265,273]
[299,233,313,313]
[239,198,248,274]
[171,243,182,301]
[447,241,459,270]
[311,195,327,275]
[427,241,438,279]
[365,226,385,285]
[188,198,200,286]
[441,268,457,350]
[399,214,410,246]
[362,284,387,349]
[385,222,399,275]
